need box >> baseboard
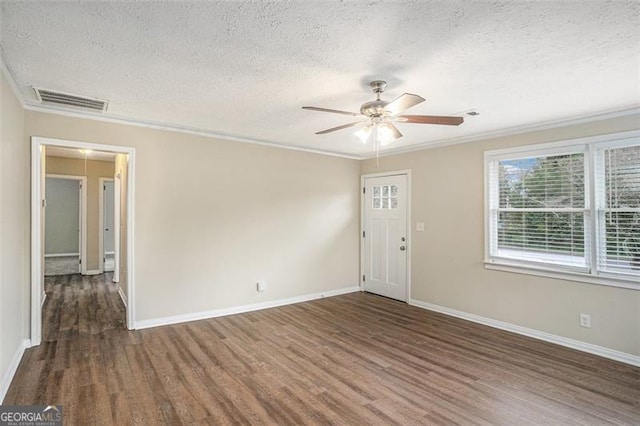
[118,286,127,308]
[0,339,30,404]
[44,252,79,258]
[83,270,101,276]
[409,298,640,367]
[135,285,360,330]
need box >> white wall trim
[0,339,30,403]
[409,298,640,367]
[360,170,412,302]
[135,285,360,330]
[44,252,79,258]
[32,137,136,346]
[112,173,121,283]
[362,106,640,159]
[118,286,128,308]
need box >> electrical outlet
[579,313,591,328]
[257,281,266,292]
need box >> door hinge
[42,199,46,208]
[362,231,365,238]
[362,187,365,194]
[79,258,82,264]
[104,185,106,190]
[362,274,365,282]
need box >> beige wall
[46,157,115,270]
[26,111,361,321]
[0,72,29,401]
[361,114,640,356]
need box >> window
[485,131,640,284]
[596,144,640,275]
[373,185,398,209]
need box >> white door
[44,177,81,275]
[103,181,115,272]
[363,174,408,301]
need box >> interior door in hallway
[363,174,408,301]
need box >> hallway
[42,273,125,341]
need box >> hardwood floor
[4,276,640,425]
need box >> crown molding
[23,102,361,160]
[362,106,640,159]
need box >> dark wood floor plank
[4,274,640,425]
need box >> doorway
[31,137,136,346]
[361,171,411,301]
[44,175,87,276]
[99,178,116,274]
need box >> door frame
[44,174,88,276]
[360,170,412,302]
[98,177,116,274]
[31,137,136,346]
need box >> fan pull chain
[373,125,380,167]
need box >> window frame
[484,130,640,290]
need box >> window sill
[484,260,640,291]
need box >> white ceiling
[1,2,638,157]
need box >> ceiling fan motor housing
[362,80,390,117]
[360,100,390,117]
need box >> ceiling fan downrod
[370,80,387,101]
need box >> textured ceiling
[1,1,639,157]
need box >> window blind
[596,145,640,275]
[489,152,589,269]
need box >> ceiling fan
[302,80,463,146]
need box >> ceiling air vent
[32,87,109,112]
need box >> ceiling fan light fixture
[377,123,398,146]
[304,80,464,144]
[354,126,373,144]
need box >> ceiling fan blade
[383,93,425,116]
[315,121,365,135]
[384,122,403,139]
[376,122,403,146]
[398,115,464,126]
[302,106,362,117]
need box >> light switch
[416,222,425,232]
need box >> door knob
[400,246,406,251]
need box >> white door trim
[113,174,121,283]
[45,174,88,275]
[98,177,115,273]
[31,137,136,346]
[360,169,412,302]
